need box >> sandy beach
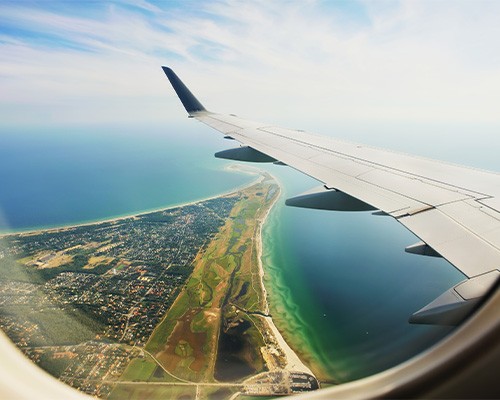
[254,173,315,376]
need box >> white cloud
[0,0,499,132]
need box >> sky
[1,0,500,162]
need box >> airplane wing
[162,66,500,325]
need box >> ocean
[260,166,462,381]
[0,126,251,232]
[0,124,467,382]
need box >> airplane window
[1,2,499,398]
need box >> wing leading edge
[162,66,500,325]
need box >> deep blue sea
[0,123,482,382]
[0,126,250,232]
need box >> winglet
[162,66,206,114]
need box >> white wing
[162,67,500,325]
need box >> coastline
[254,174,314,376]
[258,175,331,382]
[0,164,261,239]
[2,164,319,383]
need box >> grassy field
[109,383,196,400]
[119,357,157,382]
[127,177,280,387]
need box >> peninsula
[0,171,319,399]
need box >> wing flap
[400,205,500,277]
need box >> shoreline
[2,164,318,380]
[0,164,261,239]
[255,174,315,376]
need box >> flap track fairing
[410,270,499,325]
[215,146,277,163]
[285,186,376,212]
[405,242,441,257]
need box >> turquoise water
[0,125,468,382]
[261,167,462,381]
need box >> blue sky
[1,0,500,154]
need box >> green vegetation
[149,366,174,382]
[0,256,44,284]
[0,251,115,284]
[145,287,191,355]
[119,354,181,384]
[175,340,194,357]
[168,264,194,276]
[0,305,102,346]
[37,352,72,377]
[109,384,196,400]
[120,358,157,382]
[141,179,280,386]
[191,310,208,333]
[0,191,250,398]
[201,386,241,399]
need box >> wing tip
[161,66,206,113]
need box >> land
[0,171,319,399]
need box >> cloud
[0,0,499,129]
